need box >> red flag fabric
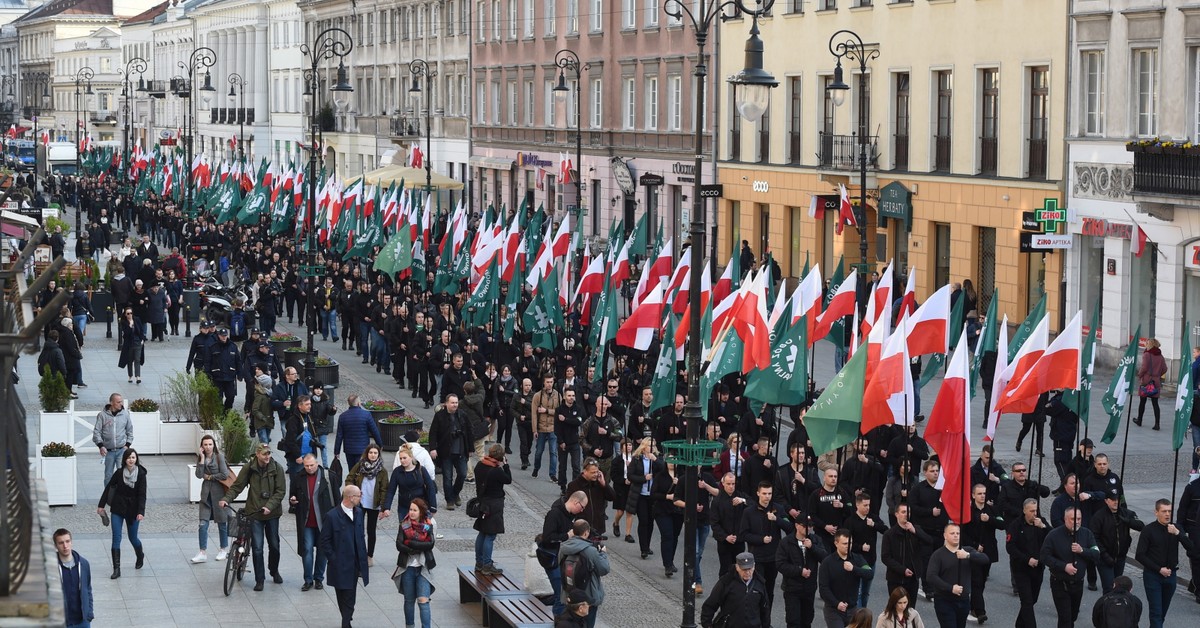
[838,184,856,235]
[616,284,665,351]
[907,283,951,357]
[1133,225,1148,257]
[996,311,1082,413]
[994,315,1049,415]
[861,316,915,432]
[925,326,972,524]
[811,269,858,345]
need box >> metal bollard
[185,304,192,337]
[105,306,113,339]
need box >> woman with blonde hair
[626,437,659,552]
[1136,337,1168,429]
[610,438,636,539]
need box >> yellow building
[716,0,1067,330]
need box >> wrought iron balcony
[209,107,255,125]
[90,110,118,124]
[818,132,878,170]
[390,115,420,137]
[1132,149,1200,197]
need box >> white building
[53,26,122,142]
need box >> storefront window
[1185,272,1200,347]
[789,206,804,278]
[1026,252,1047,315]
[1078,235,1104,325]
[935,223,951,289]
[728,200,741,260]
[1130,244,1157,340]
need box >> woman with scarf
[346,444,390,565]
[395,497,437,628]
[1135,338,1168,429]
[96,448,147,579]
[472,443,512,575]
[191,434,230,564]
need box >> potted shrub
[40,442,78,506]
[363,399,406,424]
[189,409,253,502]
[158,371,207,454]
[283,346,307,371]
[304,355,340,388]
[127,398,162,455]
[378,413,423,452]
[269,332,302,353]
[38,365,74,446]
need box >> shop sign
[516,152,554,168]
[878,181,912,230]
[1021,211,1041,232]
[752,181,769,193]
[1020,232,1071,252]
[612,157,635,196]
[672,162,695,183]
[700,184,723,198]
[1080,217,1133,240]
[1185,244,1200,271]
[639,173,665,186]
[1036,198,1066,232]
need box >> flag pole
[1171,448,1181,510]
[1119,397,1134,480]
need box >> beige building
[716,0,1068,331]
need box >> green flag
[1061,303,1100,424]
[345,201,384,260]
[1008,293,1047,362]
[373,229,413,279]
[804,342,867,456]
[1174,325,1195,451]
[629,212,649,257]
[701,329,745,421]
[744,315,809,406]
[648,313,678,415]
[213,179,243,224]
[522,276,560,350]
[463,264,500,328]
[1100,327,1141,444]
[432,237,457,294]
[502,265,524,339]
[969,290,1001,398]
[236,187,270,225]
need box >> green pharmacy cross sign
[1037,198,1066,233]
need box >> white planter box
[39,412,75,448]
[129,412,162,455]
[187,463,249,503]
[159,422,202,455]
[40,456,78,506]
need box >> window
[493,1,501,40]
[821,0,836,8]
[645,76,658,129]
[591,78,602,127]
[508,81,518,124]
[730,91,742,161]
[477,2,486,40]
[461,0,469,34]
[461,75,469,116]
[821,75,834,165]
[569,79,579,128]
[1081,50,1105,136]
[545,80,555,126]
[789,0,803,14]
[1134,48,1157,137]
[591,0,602,32]
[980,68,999,176]
[417,6,425,38]
[757,102,770,163]
[568,0,578,33]
[1195,48,1200,140]
[667,75,682,130]
[894,72,909,170]
[1028,66,1049,179]
[623,0,636,28]
[492,82,501,128]
[645,0,658,26]
[623,77,636,129]
[668,2,681,26]
[509,0,517,38]
[525,0,534,36]
[934,70,952,171]
[788,77,801,163]
[477,81,486,123]
[546,0,556,34]
[525,80,535,125]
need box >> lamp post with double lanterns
[0,75,13,136]
[119,57,148,205]
[23,72,50,196]
[552,50,586,218]
[227,72,246,161]
[73,66,94,228]
[826,29,879,274]
[177,47,217,220]
[407,59,435,193]
[662,0,777,627]
[300,27,353,389]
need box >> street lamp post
[826,30,879,274]
[300,28,354,390]
[407,59,436,193]
[73,67,94,229]
[552,50,585,219]
[227,72,246,161]
[23,72,50,196]
[664,1,776,627]
[119,57,148,205]
[178,47,217,220]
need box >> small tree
[38,365,70,412]
[195,373,224,431]
[219,409,253,465]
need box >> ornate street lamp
[119,57,148,206]
[826,29,879,274]
[178,47,217,219]
[23,72,51,195]
[552,50,586,220]
[227,72,246,161]
[73,67,95,230]
[408,58,436,193]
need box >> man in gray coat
[558,519,612,628]
[93,393,133,482]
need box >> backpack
[230,310,246,339]
[1099,592,1138,628]
[560,549,591,590]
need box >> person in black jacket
[1015,392,1050,455]
[1135,499,1194,628]
[1179,472,1200,604]
[809,467,850,551]
[818,529,871,627]
[539,492,588,617]
[1091,575,1143,628]
[700,552,771,628]
[96,448,148,579]
[969,445,1008,504]
[187,321,215,374]
[926,522,988,628]
[555,388,584,494]
[886,423,930,475]
[288,454,334,590]
[427,395,470,508]
[1047,391,1081,482]
[776,517,827,628]
[908,460,946,599]
[1007,498,1049,627]
[1041,506,1101,628]
[998,462,1052,521]
[709,472,748,577]
[840,438,885,517]
[738,480,791,607]
[961,484,1005,623]
[207,329,241,409]
[1091,489,1144,594]
[880,502,930,609]
[775,443,818,522]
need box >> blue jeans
[198,519,229,551]
[694,523,711,585]
[300,526,327,583]
[109,512,143,551]
[1098,558,1125,594]
[475,532,496,568]
[440,454,467,504]
[103,447,126,486]
[401,565,432,628]
[933,595,970,628]
[1144,569,1177,628]
[73,314,87,336]
[249,517,281,583]
[257,428,271,448]
[547,565,564,616]
[319,310,338,340]
[533,432,558,476]
[357,322,372,358]
[370,329,389,368]
[316,434,329,467]
[857,559,876,608]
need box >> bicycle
[223,508,252,596]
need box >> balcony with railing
[1028,138,1047,180]
[934,135,952,172]
[390,115,421,138]
[1132,148,1200,197]
[90,110,118,125]
[979,136,997,176]
[818,132,878,171]
[209,107,255,125]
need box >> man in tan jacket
[531,374,562,482]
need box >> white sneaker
[190,551,207,564]
[216,549,228,561]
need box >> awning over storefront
[469,156,516,170]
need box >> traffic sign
[699,184,723,198]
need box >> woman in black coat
[116,308,147,384]
[651,461,685,578]
[625,437,660,557]
[97,448,147,579]
[471,443,512,575]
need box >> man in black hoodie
[538,491,588,617]
[1041,506,1101,628]
[880,502,930,609]
[1091,489,1143,594]
[818,529,871,627]
[709,472,748,577]
[738,481,791,608]
[776,517,827,628]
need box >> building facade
[54,25,122,142]
[715,0,1067,331]
[470,0,715,248]
[1065,0,1200,367]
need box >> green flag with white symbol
[1174,325,1194,451]
[236,187,270,225]
[373,229,413,280]
[969,289,1001,399]
[1101,326,1141,444]
[463,264,500,328]
[701,328,745,421]
[744,315,809,406]
[648,312,678,415]
[1061,303,1099,424]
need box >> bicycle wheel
[222,542,240,596]
[235,542,248,581]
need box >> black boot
[135,546,145,569]
[110,549,121,579]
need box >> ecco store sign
[752,180,769,193]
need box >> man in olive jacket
[221,443,287,591]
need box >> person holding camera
[557,519,611,628]
[220,443,286,591]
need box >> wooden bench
[457,565,525,604]
[484,594,555,628]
